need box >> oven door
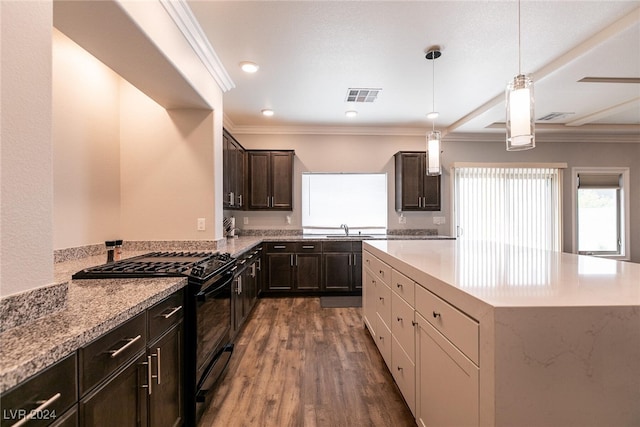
[195,270,233,391]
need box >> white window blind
[302,173,387,234]
[454,165,563,251]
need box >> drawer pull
[412,320,418,326]
[109,335,142,358]
[396,283,403,288]
[379,297,384,301]
[379,270,384,276]
[273,245,287,249]
[397,317,402,322]
[397,366,403,371]
[433,311,441,319]
[162,306,182,319]
[302,245,315,249]
[11,393,61,427]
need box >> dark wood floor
[199,297,416,427]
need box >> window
[301,173,387,235]
[573,168,629,259]
[453,163,565,251]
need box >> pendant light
[506,0,535,151]
[426,48,442,175]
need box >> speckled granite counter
[0,252,187,393]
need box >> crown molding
[225,125,428,137]
[446,130,640,144]
[159,0,235,92]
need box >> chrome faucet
[340,224,349,236]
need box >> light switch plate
[197,218,206,231]
[433,216,446,225]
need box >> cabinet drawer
[391,291,415,361]
[295,242,322,253]
[392,336,416,417]
[415,285,479,365]
[391,269,415,306]
[363,252,391,285]
[0,353,77,427]
[375,281,392,330]
[265,242,295,252]
[375,314,392,368]
[322,241,352,252]
[148,290,184,342]
[80,312,146,395]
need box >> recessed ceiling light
[240,61,259,73]
[345,110,358,118]
[261,109,274,117]
[426,111,439,119]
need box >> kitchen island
[363,239,640,427]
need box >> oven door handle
[196,271,234,301]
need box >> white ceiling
[188,0,640,139]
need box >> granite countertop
[0,253,187,393]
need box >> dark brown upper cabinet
[247,150,294,210]
[223,129,245,210]
[394,151,441,212]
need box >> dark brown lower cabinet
[263,242,322,293]
[147,322,183,427]
[322,241,362,292]
[79,353,148,427]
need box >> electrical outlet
[243,217,249,225]
[398,214,406,224]
[197,218,206,231]
[433,216,446,225]
[286,215,292,225]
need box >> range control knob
[191,265,205,277]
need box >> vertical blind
[454,165,562,251]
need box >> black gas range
[72,251,235,283]
[72,251,237,425]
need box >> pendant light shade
[426,131,442,176]
[506,0,535,151]
[506,74,535,150]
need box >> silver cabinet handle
[271,196,275,207]
[237,194,243,207]
[141,355,152,395]
[273,245,286,249]
[11,393,61,427]
[229,191,235,205]
[162,306,182,319]
[151,347,161,385]
[290,254,294,266]
[302,245,314,249]
[238,276,243,294]
[109,335,142,358]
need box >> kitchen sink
[324,234,374,239]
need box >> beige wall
[120,82,216,241]
[1,1,54,296]
[232,133,640,263]
[53,29,121,250]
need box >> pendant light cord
[518,0,522,75]
[432,54,436,131]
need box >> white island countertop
[363,239,640,427]
[364,239,640,308]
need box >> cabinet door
[396,152,423,211]
[323,252,351,291]
[223,132,232,208]
[270,151,293,210]
[79,353,148,427]
[248,152,270,209]
[265,253,294,290]
[352,251,362,290]
[295,253,321,290]
[362,267,378,336]
[148,322,183,427]
[415,313,479,427]
[422,174,441,210]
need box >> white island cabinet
[362,240,640,427]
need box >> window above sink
[301,173,387,236]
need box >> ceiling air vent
[345,88,381,103]
[537,112,575,121]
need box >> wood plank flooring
[199,297,416,427]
